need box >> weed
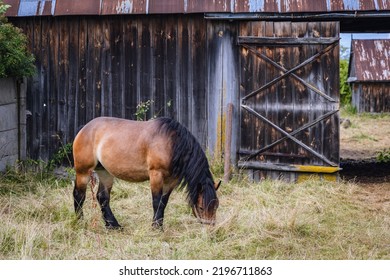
[376,149,390,163]
[341,104,357,116]
[135,100,153,121]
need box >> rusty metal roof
[3,0,390,17]
[348,39,390,82]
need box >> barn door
[238,22,340,182]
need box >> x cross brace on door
[239,38,339,168]
[240,39,339,103]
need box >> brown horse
[72,117,220,229]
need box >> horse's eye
[199,206,204,211]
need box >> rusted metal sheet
[3,0,20,16]
[3,0,390,16]
[349,39,390,82]
[101,0,147,15]
[11,0,53,16]
[55,0,100,15]
[148,0,185,14]
[185,0,233,13]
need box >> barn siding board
[58,18,70,144]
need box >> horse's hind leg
[95,170,122,229]
[73,173,89,219]
[150,170,172,229]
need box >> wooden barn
[348,39,390,113]
[3,0,390,181]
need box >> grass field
[1,170,389,260]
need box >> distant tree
[340,45,350,60]
[0,1,35,78]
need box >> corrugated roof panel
[281,0,328,13]
[377,0,390,9]
[236,0,280,13]
[186,0,232,13]
[16,0,53,16]
[148,0,185,14]
[350,39,390,82]
[54,0,101,15]
[101,0,146,15]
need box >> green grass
[0,172,389,260]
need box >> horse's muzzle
[197,218,216,226]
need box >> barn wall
[11,15,239,162]
[352,82,390,113]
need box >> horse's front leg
[73,173,89,219]
[150,170,172,229]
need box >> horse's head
[192,180,221,225]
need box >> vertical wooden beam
[223,103,233,182]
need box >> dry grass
[340,110,390,160]
[1,171,389,260]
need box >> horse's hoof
[106,224,123,231]
[152,222,164,231]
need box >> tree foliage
[339,58,352,106]
[0,1,35,78]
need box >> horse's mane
[156,117,217,208]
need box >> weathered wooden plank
[101,18,112,116]
[48,17,60,157]
[153,16,166,119]
[40,18,50,160]
[92,17,103,118]
[123,18,138,119]
[238,21,252,155]
[92,19,104,117]
[139,17,153,119]
[164,16,177,118]
[58,18,70,143]
[238,36,339,45]
[111,16,123,118]
[177,16,189,126]
[191,16,207,146]
[78,18,88,128]
[68,19,79,138]
[26,18,38,159]
[86,17,96,121]
[237,161,341,173]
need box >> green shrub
[0,1,36,78]
[376,149,390,163]
[339,58,352,106]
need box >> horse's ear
[215,180,221,191]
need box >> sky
[340,32,390,58]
